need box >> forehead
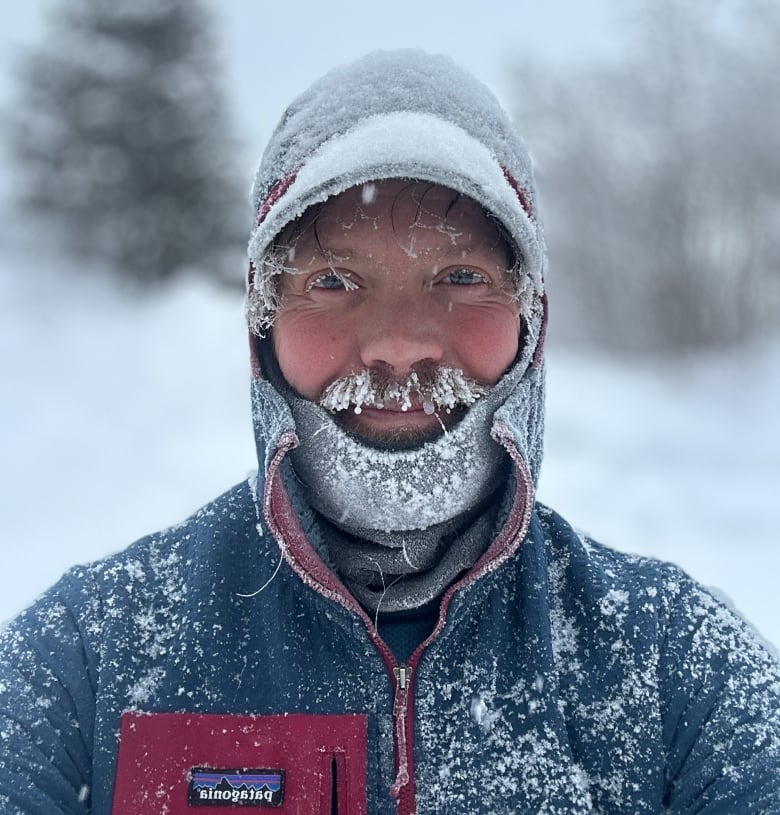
[288,179,507,256]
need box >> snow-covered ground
[1,255,778,651]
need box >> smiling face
[271,179,522,446]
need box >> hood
[245,49,548,487]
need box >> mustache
[318,365,489,415]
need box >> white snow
[0,253,777,651]
[470,693,502,733]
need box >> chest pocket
[112,711,368,814]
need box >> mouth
[335,402,466,449]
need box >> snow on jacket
[2,50,780,814]
[1,441,779,812]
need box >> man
[1,50,778,814]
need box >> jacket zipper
[390,664,413,807]
[264,430,535,814]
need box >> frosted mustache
[318,366,488,416]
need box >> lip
[352,404,431,423]
[340,404,445,446]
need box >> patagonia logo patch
[188,768,285,807]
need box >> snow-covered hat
[246,49,547,340]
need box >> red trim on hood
[256,172,299,226]
[534,291,549,368]
[502,167,535,220]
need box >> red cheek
[444,309,520,384]
[274,314,355,400]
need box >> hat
[246,49,546,340]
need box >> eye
[439,268,489,286]
[305,270,358,292]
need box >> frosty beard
[285,357,524,534]
[318,364,489,449]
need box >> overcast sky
[0,0,621,176]
[214,1,620,162]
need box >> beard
[317,364,489,449]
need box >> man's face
[272,179,521,446]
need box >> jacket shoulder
[533,503,780,811]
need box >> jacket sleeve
[660,575,780,813]
[0,572,98,814]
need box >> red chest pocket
[111,712,368,814]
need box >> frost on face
[290,351,531,534]
[299,418,499,532]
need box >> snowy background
[1,1,778,651]
[2,261,777,651]
[0,0,625,186]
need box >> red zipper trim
[389,666,412,797]
[264,451,418,809]
[260,426,535,815]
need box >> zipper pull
[394,665,411,692]
[390,664,412,798]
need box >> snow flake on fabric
[127,666,166,706]
[417,652,594,812]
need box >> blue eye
[442,268,488,285]
[306,271,357,292]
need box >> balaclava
[246,50,548,613]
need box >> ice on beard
[319,366,487,414]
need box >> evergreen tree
[7,0,246,286]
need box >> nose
[358,296,445,375]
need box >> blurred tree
[5,0,246,287]
[510,0,780,352]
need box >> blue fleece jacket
[1,473,779,813]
